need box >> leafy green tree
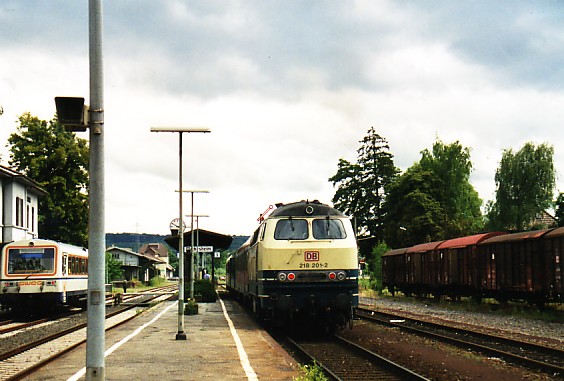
[105,252,124,281]
[329,127,399,237]
[7,113,89,246]
[419,139,483,237]
[168,250,179,276]
[368,241,390,291]
[383,164,445,247]
[383,139,482,248]
[486,142,555,231]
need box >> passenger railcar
[226,200,359,328]
[0,239,88,312]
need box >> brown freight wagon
[541,226,564,303]
[381,247,408,295]
[477,229,553,305]
[404,241,443,297]
[434,232,506,300]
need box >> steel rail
[356,307,564,377]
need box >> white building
[0,165,46,243]
[107,246,165,283]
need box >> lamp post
[150,128,210,340]
[184,191,208,299]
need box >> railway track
[355,306,564,378]
[284,334,429,381]
[0,285,177,337]
[0,288,176,381]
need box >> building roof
[0,165,47,196]
[139,243,168,259]
[107,246,164,264]
[165,229,233,252]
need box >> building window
[15,197,24,227]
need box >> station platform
[26,294,299,380]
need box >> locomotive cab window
[274,219,308,240]
[312,218,347,239]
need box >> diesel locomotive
[226,200,359,328]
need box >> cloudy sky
[1,1,563,237]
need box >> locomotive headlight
[277,272,287,281]
[337,271,346,281]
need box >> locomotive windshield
[274,218,348,240]
[312,218,347,239]
[274,219,308,240]
[7,247,56,274]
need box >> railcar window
[274,219,308,240]
[7,248,55,274]
[68,256,88,275]
[312,219,347,239]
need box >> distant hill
[106,233,168,252]
[106,233,248,253]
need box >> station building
[0,165,46,243]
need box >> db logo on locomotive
[304,251,319,261]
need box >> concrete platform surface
[26,295,299,380]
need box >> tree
[383,139,483,248]
[487,142,555,231]
[419,139,483,237]
[383,164,445,247]
[368,241,390,291]
[8,113,89,246]
[168,250,179,276]
[329,127,399,238]
[105,252,124,281]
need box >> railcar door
[62,254,68,275]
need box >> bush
[149,277,166,287]
[185,279,217,302]
[293,362,327,381]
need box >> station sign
[195,246,213,253]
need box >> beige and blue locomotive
[226,200,359,328]
[0,239,88,312]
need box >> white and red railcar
[0,239,88,311]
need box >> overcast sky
[1,1,563,237]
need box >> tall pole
[190,192,195,299]
[150,128,210,339]
[176,132,186,340]
[86,0,105,380]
